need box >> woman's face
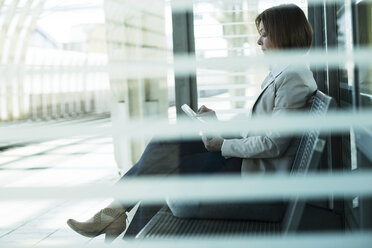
[257,22,275,52]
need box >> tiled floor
[0,118,126,247]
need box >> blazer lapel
[250,64,289,114]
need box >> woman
[67,4,317,242]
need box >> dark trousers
[119,139,285,237]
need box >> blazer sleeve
[221,70,316,158]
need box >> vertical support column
[308,1,344,220]
[323,3,344,213]
[353,1,372,231]
[350,3,360,108]
[308,3,327,92]
[171,6,198,117]
[325,3,341,103]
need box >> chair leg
[123,203,164,239]
[298,204,343,231]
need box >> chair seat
[136,206,281,238]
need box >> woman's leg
[119,139,242,210]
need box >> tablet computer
[181,104,206,123]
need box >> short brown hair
[255,4,313,50]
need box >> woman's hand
[197,105,217,121]
[197,105,222,151]
[202,135,224,151]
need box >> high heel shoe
[67,207,127,242]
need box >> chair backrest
[281,90,334,234]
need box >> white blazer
[221,64,317,174]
